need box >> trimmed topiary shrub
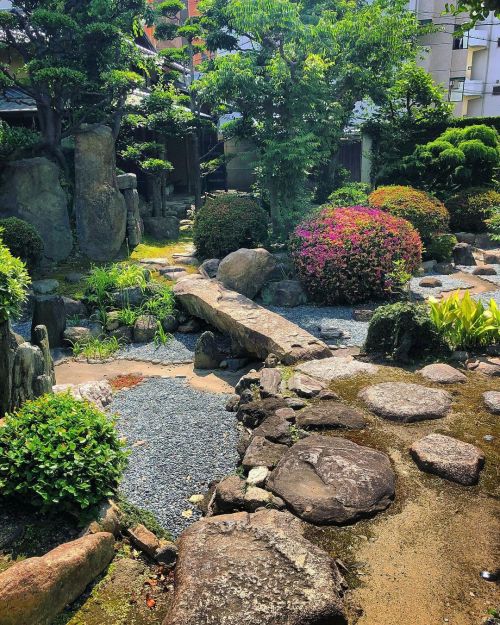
[327,182,370,207]
[290,206,422,305]
[424,233,458,262]
[0,217,44,270]
[0,227,30,322]
[193,194,268,259]
[364,301,450,362]
[446,187,500,232]
[368,185,449,241]
[0,393,127,512]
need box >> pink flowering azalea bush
[290,206,422,304]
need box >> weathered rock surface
[296,402,366,430]
[74,125,126,261]
[253,413,294,445]
[0,532,114,625]
[127,523,160,558]
[199,258,220,278]
[163,509,346,625]
[472,265,497,276]
[297,356,378,381]
[419,363,467,384]
[242,436,288,469]
[117,173,142,248]
[259,367,282,398]
[453,242,476,266]
[53,380,113,409]
[194,331,223,369]
[267,435,395,524]
[246,466,269,486]
[236,397,288,428]
[174,277,331,364]
[32,279,59,295]
[410,433,485,485]
[215,475,246,512]
[217,248,277,299]
[288,372,326,398]
[133,314,157,343]
[143,215,179,241]
[63,326,93,346]
[483,391,500,414]
[32,295,66,347]
[359,382,452,422]
[260,279,308,307]
[0,157,72,262]
[62,296,87,319]
[419,277,442,288]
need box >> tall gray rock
[0,157,72,262]
[74,125,126,260]
[117,173,142,249]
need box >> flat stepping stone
[297,356,378,382]
[164,510,346,625]
[267,434,395,524]
[139,257,169,265]
[287,372,326,398]
[296,401,366,430]
[410,433,485,485]
[472,265,497,276]
[359,382,452,422]
[419,277,442,288]
[483,391,500,414]
[419,363,467,384]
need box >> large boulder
[0,532,114,625]
[217,248,277,299]
[163,510,346,625]
[143,216,179,241]
[267,435,395,524]
[173,277,331,364]
[74,125,127,261]
[0,157,72,262]
[31,295,66,348]
[452,242,476,266]
[260,280,308,307]
[194,331,223,369]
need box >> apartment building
[409,0,500,116]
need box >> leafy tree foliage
[445,0,500,29]
[195,0,422,235]
[0,0,149,165]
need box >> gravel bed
[110,377,237,536]
[409,275,471,299]
[116,332,200,364]
[457,264,500,287]
[475,290,500,307]
[264,304,371,347]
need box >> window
[419,18,433,25]
[493,86,500,96]
[449,77,465,102]
[453,37,464,49]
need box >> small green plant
[429,291,500,349]
[0,217,44,271]
[143,283,175,321]
[289,424,301,444]
[72,336,121,360]
[385,259,412,301]
[0,393,128,512]
[486,206,500,242]
[423,233,458,262]
[0,121,40,160]
[153,321,171,347]
[327,182,370,207]
[116,306,140,326]
[85,263,147,307]
[0,227,30,322]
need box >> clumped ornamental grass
[290,206,422,305]
[71,335,121,360]
[85,262,147,307]
[0,393,127,512]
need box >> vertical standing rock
[32,296,66,348]
[74,125,127,261]
[0,320,16,416]
[32,325,55,385]
[117,173,142,249]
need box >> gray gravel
[265,304,370,347]
[109,377,237,536]
[409,274,471,299]
[116,332,201,364]
[458,264,500,287]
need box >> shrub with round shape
[193,194,268,259]
[0,393,128,512]
[0,217,44,270]
[0,228,30,322]
[290,206,422,305]
[446,187,500,232]
[424,233,458,262]
[327,182,369,207]
[368,185,449,241]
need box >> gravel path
[109,377,237,536]
[116,332,200,364]
[457,264,500,287]
[409,275,471,299]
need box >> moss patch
[130,234,198,274]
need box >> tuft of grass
[72,336,121,360]
[116,306,140,326]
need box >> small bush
[142,283,175,321]
[446,187,500,232]
[85,263,147,307]
[0,217,44,270]
[368,185,449,241]
[0,121,40,160]
[193,194,268,259]
[0,228,30,322]
[72,335,121,360]
[290,206,422,305]
[424,233,458,262]
[364,301,449,361]
[486,206,500,242]
[429,291,500,350]
[327,183,370,207]
[0,393,127,511]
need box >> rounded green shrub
[327,182,370,207]
[0,228,30,322]
[193,194,268,259]
[0,217,44,270]
[0,393,127,512]
[446,187,500,232]
[462,124,498,147]
[437,148,465,169]
[364,301,450,362]
[427,140,453,156]
[368,185,449,242]
[424,233,458,262]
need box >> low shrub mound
[290,206,422,305]
[0,217,44,270]
[193,194,268,259]
[364,302,450,362]
[0,227,30,322]
[424,233,458,262]
[368,185,449,241]
[0,393,128,511]
[327,182,370,207]
[446,187,500,232]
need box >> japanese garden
[0,0,499,624]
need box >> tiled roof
[0,87,36,113]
